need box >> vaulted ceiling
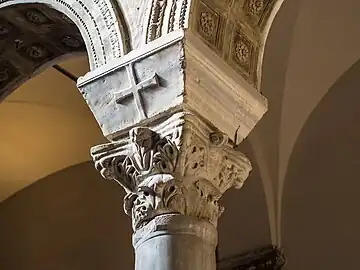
[0,4,85,100]
[0,55,106,201]
[250,0,360,268]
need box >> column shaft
[133,214,217,270]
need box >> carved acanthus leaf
[91,112,252,230]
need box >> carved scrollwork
[92,112,251,231]
[147,0,168,43]
[146,0,189,43]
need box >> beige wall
[0,162,134,270]
[0,141,271,269]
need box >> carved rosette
[91,112,252,231]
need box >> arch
[0,0,128,69]
[256,0,360,248]
[0,0,130,101]
[281,58,360,269]
[246,0,301,245]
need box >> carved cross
[114,63,159,119]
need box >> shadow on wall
[250,0,301,186]
[218,140,272,259]
[282,59,360,270]
[0,143,273,268]
[0,161,133,270]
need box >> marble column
[90,112,252,270]
[77,2,268,268]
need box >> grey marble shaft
[133,214,217,270]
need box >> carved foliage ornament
[244,0,275,30]
[23,8,53,26]
[247,0,266,16]
[146,0,189,43]
[92,113,252,231]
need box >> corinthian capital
[91,112,251,231]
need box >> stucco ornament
[92,113,252,231]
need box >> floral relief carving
[230,28,258,86]
[247,0,266,16]
[61,35,82,49]
[0,67,8,82]
[243,0,275,30]
[0,59,18,90]
[235,40,251,65]
[0,23,9,36]
[195,2,221,47]
[199,11,215,37]
[92,113,252,230]
[23,8,53,26]
[25,44,48,60]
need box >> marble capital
[91,111,252,231]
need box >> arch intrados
[0,0,129,101]
[0,0,127,70]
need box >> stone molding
[145,0,190,43]
[91,112,252,231]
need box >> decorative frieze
[92,112,252,231]
[146,0,190,43]
[188,0,278,88]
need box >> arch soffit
[0,0,289,94]
[0,0,129,70]
[183,0,286,89]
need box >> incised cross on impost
[113,63,159,119]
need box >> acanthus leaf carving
[92,112,252,231]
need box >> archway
[249,0,360,247]
[0,1,128,101]
[0,1,128,200]
[282,58,360,270]
[0,55,109,201]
